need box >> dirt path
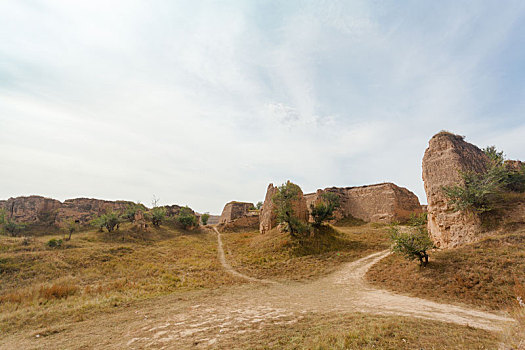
[121,228,513,348]
[213,227,277,285]
[4,228,514,349]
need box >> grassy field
[223,312,499,350]
[366,226,525,311]
[0,224,241,334]
[1,221,519,348]
[221,223,391,281]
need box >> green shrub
[483,145,504,166]
[150,206,167,227]
[65,219,79,240]
[272,181,310,237]
[91,212,121,233]
[256,201,263,210]
[201,213,210,226]
[310,192,340,227]
[443,146,525,213]
[390,226,434,267]
[176,206,197,229]
[122,202,146,223]
[407,212,428,227]
[2,218,26,237]
[47,238,63,248]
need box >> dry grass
[500,279,525,349]
[218,312,498,349]
[0,223,241,334]
[221,224,390,281]
[366,227,525,311]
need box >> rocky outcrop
[0,195,193,228]
[219,202,255,224]
[305,183,422,224]
[259,184,278,234]
[259,183,309,234]
[2,196,62,224]
[422,132,489,248]
[56,198,134,224]
[505,160,525,171]
[164,205,182,217]
[133,210,147,231]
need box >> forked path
[124,228,514,348]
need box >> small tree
[123,203,140,223]
[442,169,502,213]
[483,146,505,166]
[256,201,263,210]
[92,212,121,233]
[177,206,197,229]
[390,226,434,267]
[91,216,105,232]
[201,212,210,226]
[2,217,25,237]
[444,145,525,213]
[150,206,166,227]
[272,181,309,237]
[103,212,121,232]
[65,219,79,240]
[310,192,340,227]
[407,212,428,227]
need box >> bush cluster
[443,146,525,213]
[272,181,310,237]
[390,226,434,267]
[310,192,340,227]
[176,206,198,229]
[0,210,26,236]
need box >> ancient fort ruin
[258,182,422,234]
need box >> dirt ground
[0,227,513,349]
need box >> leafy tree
[272,181,310,237]
[443,145,525,213]
[103,212,121,232]
[443,169,501,213]
[4,218,25,236]
[483,146,505,166]
[91,212,121,233]
[310,192,340,227]
[91,216,105,232]
[390,226,434,267]
[407,212,428,227]
[256,201,263,210]
[0,208,5,226]
[201,212,210,226]
[65,219,79,240]
[150,206,167,227]
[123,203,141,223]
[177,206,197,229]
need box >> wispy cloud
[1,1,525,212]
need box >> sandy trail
[4,228,514,349]
[122,228,513,348]
[213,227,277,285]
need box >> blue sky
[1,1,525,214]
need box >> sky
[1,1,525,214]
